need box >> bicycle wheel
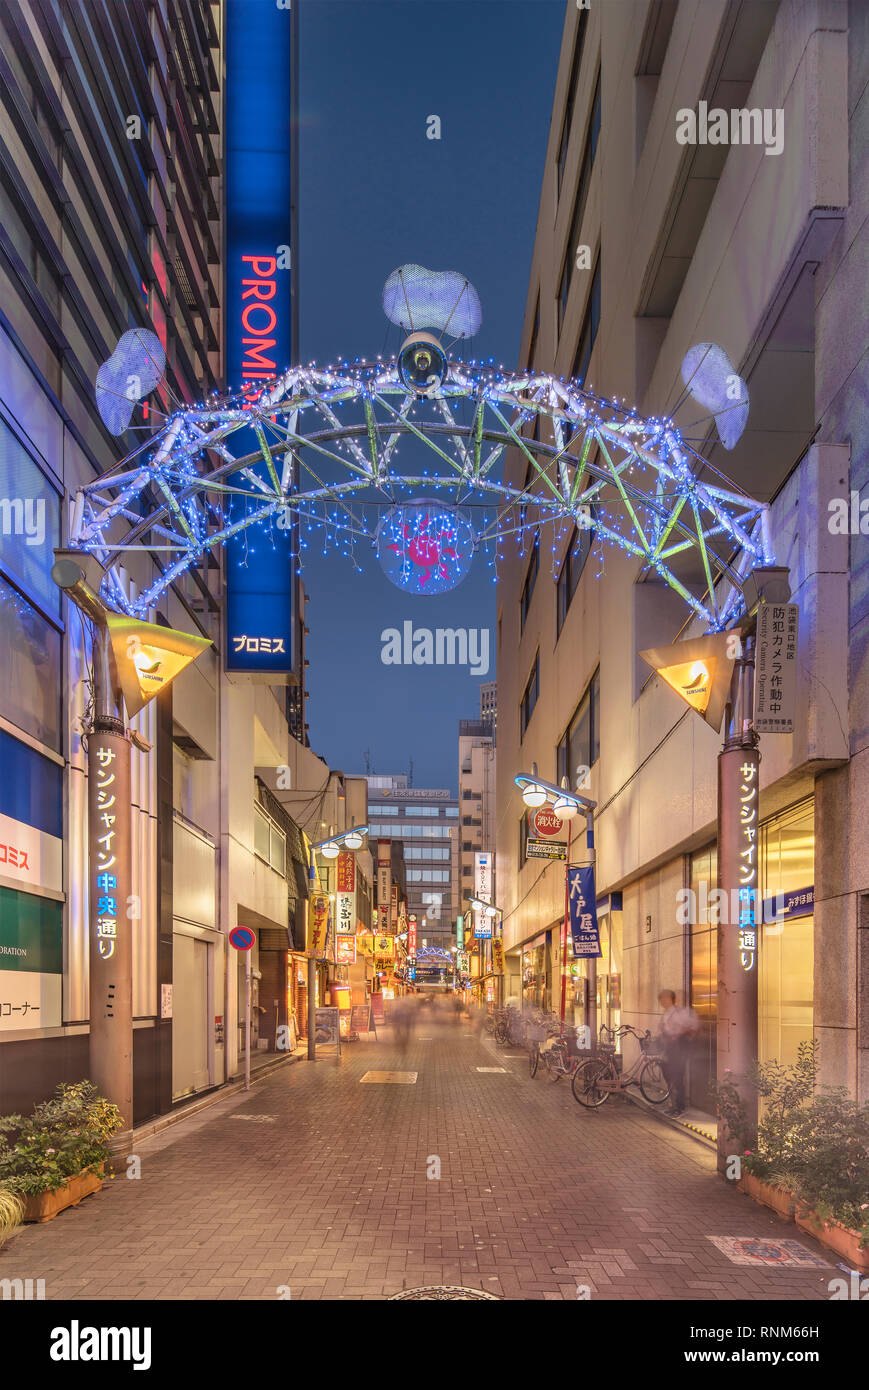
[528,1043,539,1078]
[639,1058,670,1105]
[494,1021,507,1044]
[571,1057,613,1108]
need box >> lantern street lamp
[307,822,369,1058]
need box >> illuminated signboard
[224,0,298,677]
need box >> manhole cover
[389,1285,501,1300]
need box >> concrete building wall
[496,0,866,1097]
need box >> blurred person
[657,988,700,1117]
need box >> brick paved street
[0,1024,836,1301]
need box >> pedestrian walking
[657,988,700,1117]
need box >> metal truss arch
[70,359,774,629]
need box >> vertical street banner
[474,851,493,902]
[88,731,133,1126]
[377,841,391,921]
[492,937,504,974]
[335,851,356,935]
[568,866,601,957]
[307,892,330,958]
[224,0,298,677]
[754,603,799,733]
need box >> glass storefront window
[0,576,62,750]
[760,800,814,1069]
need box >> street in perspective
[0,0,866,1370]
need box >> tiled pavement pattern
[0,1025,836,1300]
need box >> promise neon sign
[240,255,278,381]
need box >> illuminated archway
[71,359,773,631]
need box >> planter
[795,1210,869,1273]
[20,1168,104,1224]
[738,1173,796,1220]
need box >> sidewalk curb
[625,1091,717,1149]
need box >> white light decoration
[552,795,579,821]
[344,829,364,850]
[66,359,774,632]
[320,842,340,860]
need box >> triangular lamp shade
[639,634,735,732]
[106,614,212,718]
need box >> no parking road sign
[229,927,255,951]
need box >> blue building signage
[224,0,297,676]
[568,866,602,957]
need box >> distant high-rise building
[365,775,458,945]
[480,682,497,734]
[458,719,497,992]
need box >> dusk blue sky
[299,0,565,790]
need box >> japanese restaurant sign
[335,851,356,936]
[567,866,601,957]
[734,752,760,972]
[754,603,798,733]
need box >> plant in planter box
[713,1040,817,1183]
[0,1081,123,1197]
[786,1090,869,1248]
[0,1183,24,1244]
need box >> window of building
[254,802,286,875]
[558,71,601,333]
[556,521,594,636]
[445,807,459,817]
[557,9,590,193]
[520,654,540,739]
[571,254,601,383]
[526,293,540,370]
[556,668,600,784]
[520,535,539,630]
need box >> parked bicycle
[494,1004,528,1048]
[571,1023,669,1108]
[528,1012,580,1082]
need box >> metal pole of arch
[716,638,760,1174]
[52,556,134,1136]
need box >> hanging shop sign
[754,603,799,734]
[335,853,356,937]
[105,614,212,718]
[492,938,504,974]
[390,882,399,930]
[567,866,601,957]
[474,851,493,901]
[408,917,417,954]
[0,886,62,1032]
[474,913,492,940]
[336,852,355,892]
[377,843,391,916]
[307,893,330,958]
[374,934,394,957]
[456,912,463,949]
[639,633,736,732]
[526,838,567,861]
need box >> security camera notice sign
[526,838,567,861]
[754,603,798,733]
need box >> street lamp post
[308,824,369,1060]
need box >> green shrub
[0,1081,123,1196]
[714,1042,869,1245]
